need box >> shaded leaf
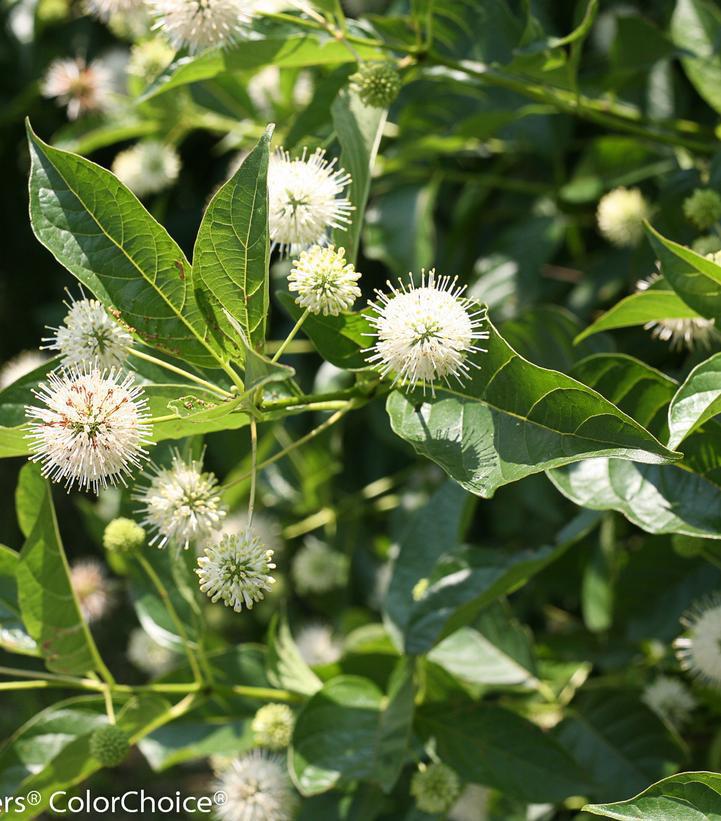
[266,613,322,696]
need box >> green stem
[271,309,310,363]
[128,348,234,399]
[135,553,204,686]
[259,386,367,411]
[229,685,303,703]
[103,685,116,724]
[264,340,315,355]
[248,417,258,527]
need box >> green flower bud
[683,188,721,230]
[410,762,461,814]
[89,725,130,768]
[350,62,402,108]
[103,517,145,554]
[251,703,295,750]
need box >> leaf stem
[128,348,234,399]
[135,553,204,686]
[248,417,258,528]
[270,309,310,363]
[103,685,116,724]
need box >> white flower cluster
[675,595,721,686]
[42,56,115,120]
[112,141,181,198]
[213,751,296,821]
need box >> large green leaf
[0,545,38,657]
[668,352,721,448]
[553,691,684,802]
[417,700,589,802]
[26,123,222,369]
[575,290,703,343]
[143,34,385,101]
[671,0,721,115]
[646,223,721,319]
[585,771,721,819]
[290,662,415,796]
[385,319,679,498]
[331,89,386,263]
[193,127,272,360]
[15,464,102,675]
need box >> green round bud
[89,725,130,768]
[350,62,402,108]
[251,702,295,750]
[103,518,145,554]
[410,762,461,815]
[683,188,721,230]
[692,235,721,256]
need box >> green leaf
[553,691,684,802]
[193,127,272,360]
[15,465,101,675]
[266,613,322,696]
[15,460,50,538]
[143,35,385,101]
[290,662,415,796]
[331,89,386,264]
[584,771,721,819]
[277,291,372,370]
[26,122,222,369]
[668,352,721,448]
[417,700,588,802]
[385,319,679,499]
[139,718,254,771]
[575,290,703,343]
[646,223,721,319]
[671,0,721,115]
[0,545,38,657]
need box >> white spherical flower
[128,39,175,82]
[366,270,489,393]
[197,532,276,612]
[295,623,341,666]
[251,703,295,750]
[268,147,353,255]
[675,595,721,686]
[42,57,114,120]
[642,675,696,728]
[292,536,348,596]
[135,451,226,549]
[288,244,361,316]
[596,186,650,248]
[0,351,47,390]
[85,0,143,22]
[25,368,152,493]
[112,141,181,198]
[148,0,250,53]
[43,294,132,371]
[213,751,296,821]
[71,559,114,622]
[127,628,179,676]
[636,271,718,351]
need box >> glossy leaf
[386,319,679,498]
[193,127,272,360]
[26,123,222,369]
[668,352,721,448]
[671,0,721,115]
[0,545,38,657]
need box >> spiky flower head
[197,532,276,612]
[410,762,461,815]
[127,628,179,676]
[637,270,718,351]
[288,244,362,316]
[70,559,113,622]
[596,187,650,248]
[135,451,226,550]
[43,293,132,370]
[89,725,130,768]
[84,0,143,22]
[294,623,342,666]
[112,140,181,198]
[213,751,295,821]
[0,351,47,390]
[103,517,146,554]
[128,39,174,83]
[366,270,489,393]
[292,536,348,596]
[642,675,696,728]
[147,0,250,53]
[675,594,721,686]
[25,368,152,493]
[684,188,721,231]
[268,147,353,255]
[251,703,295,750]
[350,61,401,108]
[42,57,114,120]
